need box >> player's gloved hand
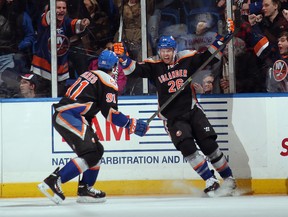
[127,118,149,137]
[113,42,126,56]
[211,18,235,51]
[113,42,131,68]
[223,18,235,42]
[227,18,234,35]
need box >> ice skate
[37,167,65,204]
[215,176,237,197]
[76,182,106,203]
[204,176,220,197]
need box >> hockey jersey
[31,10,85,81]
[54,70,119,121]
[122,46,221,120]
[250,24,288,92]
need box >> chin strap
[112,64,119,83]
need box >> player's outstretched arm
[107,108,149,137]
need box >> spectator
[26,0,49,30]
[66,0,116,79]
[249,26,288,91]
[248,0,288,47]
[15,73,38,98]
[0,0,36,97]
[82,0,114,55]
[30,0,90,97]
[117,0,144,95]
[120,0,142,61]
[220,37,266,93]
[66,0,91,79]
[193,74,215,94]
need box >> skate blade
[213,187,236,197]
[38,182,64,205]
[206,191,216,197]
[76,196,107,203]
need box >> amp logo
[91,117,131,141]
[52,116,130,153]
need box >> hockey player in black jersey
[38,50,149,204]
[114,19,237,197]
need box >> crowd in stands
[1,0,288,98]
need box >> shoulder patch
[91,70,118,91]
[144,55,162,64]
[177,50,197,60]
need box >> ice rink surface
[1,195,287,217]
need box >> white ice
[1,195,287,217]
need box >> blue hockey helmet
[157,35,177,50]
[98,50,119,70]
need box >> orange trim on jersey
[208,45,223,59]
[32,56,68,75]
[58,103,93,116]
[144,59,162,63]
[65,78,81,97]
[254,37,269,55]
[57,103,93,138]
[58,113,86,138]
[91,71,118,91]
[107,108,119,122]
[190,85,199,103]
[177,50,197,62]
[32,56,51,72]
[70,19,78,34]
[41,12,49,27]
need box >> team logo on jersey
[110,78,118,87]
[273,60,288,81]
[176,130,182,137]
[48,34,70,56]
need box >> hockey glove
[113,42,131,68]
[211,18,235,51]
[127,118,149,137]
[227,18,234,35]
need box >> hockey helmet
[98,50,119,70]
[157,35,177,50]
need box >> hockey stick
[146,32,236,125]
[118,0,124,42]
[114,0,124,84]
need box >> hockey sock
[208,148,233,178]
[80,166,100,187]
[59,157,89,183]
[80,160,101,186]
[185,151,214,180]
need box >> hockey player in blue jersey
[38,50,149,204]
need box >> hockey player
[113,19,237,197]
[38,50,149,204]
